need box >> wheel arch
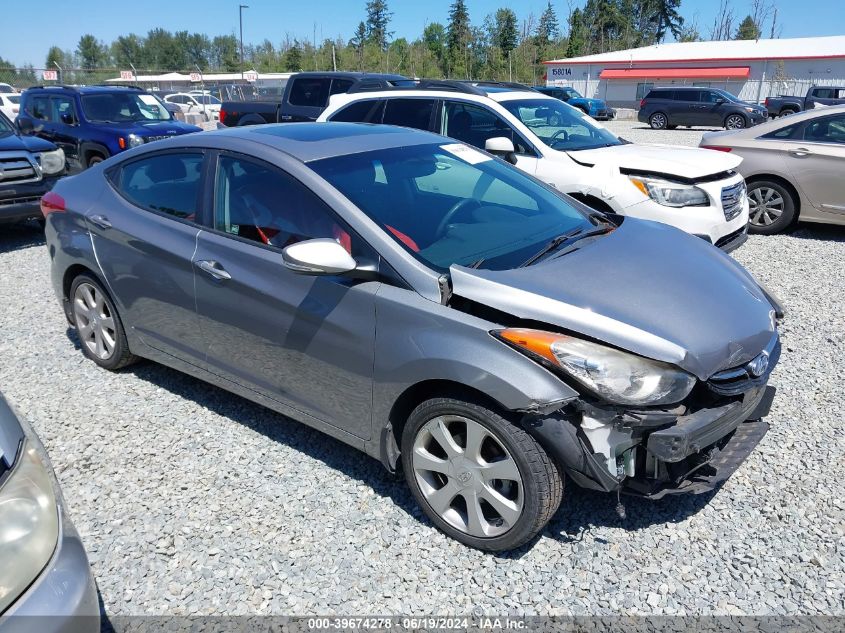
[745,173,802,219]
[80,141,110,166]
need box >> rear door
[784,113,845,215]
[91,150,207,364]
[192,151,379,439]
[674,90,701,125]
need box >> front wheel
[725,114,746,130]
[401,397,562,551]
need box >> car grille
[708,335,780,396]
[144,135,174,144]
[0,153,40,185]
[720,181,746,221]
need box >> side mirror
[485,137,518,165]
[60,112,75,125]
[715,98,726,104]
[282,238,357,275]
[17,117,33,134]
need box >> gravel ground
[0,126,843,617]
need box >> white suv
[318,81,749,251]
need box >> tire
[649,112,668,129]
[747,181,797,235]
[69,274,137,370]
[86,154,105,168]
[780,108,798,117]
[401,397,562,551]
[725,114,746,130]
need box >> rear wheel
[649,112,668,129]
[747,180,796,235]
[70,274,137,370]
[725,114,746,130]
[780,108,798,117]
[401,397,562,551]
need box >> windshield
[563,88,582,99]
[502,99,621,151]
[310,142,595,271]
[7,95,20,104]
[0,112,13,135]
[195,95,221,105]
[714,89,744,103]
[81,92,172,123]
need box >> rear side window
[674,90,700,102]
[645,89,672,100]
[330,79,356,96]
[29,95,51,120]
[288,78,331,107]
[811,88,834,99]
[115,153,203,220]
[382,98,436,131]
[329,99,385,123]
[760,123,799,140]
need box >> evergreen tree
[565,8,585,58]
[45,46,66,69]
[735,15,761,40]
[76,34,106,69]
[537,2,560,45]
[653,0,684,43]
[365,0,393,51]
[423,22,447,74]
[351,21,368,69]
[446,0,471,76]
[494,9,518,58]
[285,41,303,71]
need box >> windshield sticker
[138,95,161,106]
[440,143,491,164]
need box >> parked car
[0,93,21,120]
[639,87,768,130]
[0,82,16,94]
[16,85,201,172]
[534,85,614,120]
[700,105,845,234]
[320,81,750,251]
[44,122,781,551]
[765,85,845,117]
[0,110,66,225]
[0,391,99,629]
[164,92,222,122]
[219,71,413,127]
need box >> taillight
[219,109,226,123]
[40,191,66,217]
[764,97,769,107]
[700,145,732,152]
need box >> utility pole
[239,5,249,78]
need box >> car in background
[16,85,201,172]
[765,85,845,117]
[0,391,99,629]
[320,80,750,251]
[219,71,413,127]
[534,85,614,120]
[0,110,65,225]
[44,122,781,551]
[639,87,768,130]
[0,93,21,120]
[0,82,16,94]
[700,105,845,234]
[164,92,222,122]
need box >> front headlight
[629,176,709,208]
[495,328,696,406]
[127,133,144,148]
[0,440,60,613]
[38,148,65,175]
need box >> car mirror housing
[485,137,518,165]
[715,98,726,104]
[17,117,33,134]
[282,238,357,275]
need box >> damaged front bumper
[524,384,776,500]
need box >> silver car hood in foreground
[450,219,776,380]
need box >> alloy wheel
[749,187,785,227]
[73,282,117,360]
[411,415,524,538]
[726,115,745,129]
[650,113,666,129]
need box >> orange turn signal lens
[496,328,566,365]
[629,178,649,196]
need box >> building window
[636,83,654,100]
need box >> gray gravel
[1,128,843,616]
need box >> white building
[543,35,845,108]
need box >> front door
[192,152,378,439]
[49,95,81,170]
[785,113,845,215]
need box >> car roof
[180,122,448,163]
[24,85,148,95]
[327,87,553,109]
[726,103,845,138]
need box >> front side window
[52,96,76,123]
[116,153,203,220]
[501,98,621,151]
[82,92,172,122]
[214,155,353,252]
[442,101,530,154]
[383,98,436,131]
[0,112,13,135]
[803,114,845,144]
[700,91,722,103]
[288,78,331,107]
[329,99,385,123]
[311,143,595,271]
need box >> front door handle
[89,214,112,229]
[788,148,811,157]
[196,260,232,281]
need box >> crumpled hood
[0,131,55,153]
[450,219,777,380]
[568,142,742,179]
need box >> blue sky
[3,0,844,67]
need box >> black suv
[638,87,767,130]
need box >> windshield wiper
[467,257,486,269]
[519,225,613,267]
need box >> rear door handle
[195,260,232,281]
[89,214,112,229]
[788,148,811,157]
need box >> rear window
[329,99,385,123]
[288,78,331,107]
[382,98,436,131]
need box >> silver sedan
[700,104,845,234]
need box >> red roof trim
[599,66,750,79]
[543,53,845,65]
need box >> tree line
[2,0,779,86]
